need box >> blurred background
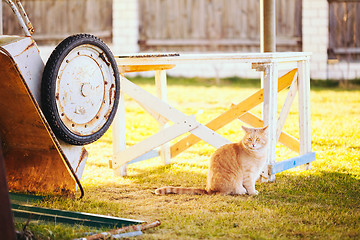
[1,0,359,80]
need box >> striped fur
[155,186,207,195]
[155,126,268,196]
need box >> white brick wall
[302,0,329,80]
[327,62,360,80]
[302,0,360,80]
[112,0,139,55]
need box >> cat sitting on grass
[155,126,268,196]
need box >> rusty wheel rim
[55,44,116,136]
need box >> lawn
[15,76,360,239]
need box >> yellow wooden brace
[170,68,298,158]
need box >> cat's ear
[262,125,269,132]
[242,126,251,133]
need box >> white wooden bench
[111,52,315,181]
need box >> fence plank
[328,1,360,61]
[2,0,112,45]
[138,0,302,52]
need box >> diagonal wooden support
[120,76,230,148]
[121,76,183,121]
[136,99,168,125]
[170,68,298,158]
[115,115,200,167]
[113,77,232,173]
[276,73,298,143]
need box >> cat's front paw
[236,186,247,195]
[248,190,259,196]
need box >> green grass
[15,76,360,239]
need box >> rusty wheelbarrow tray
[0,36,85,197]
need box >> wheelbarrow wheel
[41,34,120,145]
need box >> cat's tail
[155,186,208,195]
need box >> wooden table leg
[155,70,171,165]
[113,77,128,176]
[262,63,279,182]
[298,59,312,170]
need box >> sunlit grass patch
[15,77,360,239]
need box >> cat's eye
[256,138,260,141]
[247,138,252,142]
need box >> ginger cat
[155,126,268,196]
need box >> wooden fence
[138,0,302,52]
[5,0,359,62]
[2,0,112,45]
[328,0,360,61]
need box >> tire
[41,34,120,145]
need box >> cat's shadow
[87,162,359,208]
[123,163,208,187]
[126,166,360,206]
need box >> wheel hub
[41,34,120,145]
[56,45,115,136]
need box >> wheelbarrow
[0,0,120,197]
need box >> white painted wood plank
[298,59,312,170]
[116,52,312,66]
[277,62,298,70]
[121,76,185,122]
[135,100,169,125]
[127,150,160,165]
[298,59,311,154]
[189,124,232,149]
[155,70,171,165]
[253,61,298,71]
[121,75,231,148]
[115,115,200,167]
[113,90,128,176]
[276,72,298,141]
[270,152,316,174]
[155,70,168,103]
[262,63,279,182]
[305,59,312,155]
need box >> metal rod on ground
[76,220,161,240]
[111,230,143,239]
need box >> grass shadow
[37,166,360,239]
[257,170,360,209]
[123,163,208,188]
